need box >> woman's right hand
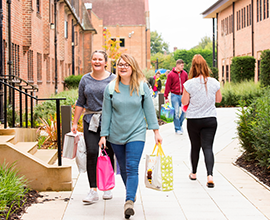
[71,123,78,134]
[98,136,106,149]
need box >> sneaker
[82,190,99,204]
[103,190,113,200]
[176,130,183,135]
[124,200,135,219]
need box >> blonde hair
[114,53,146,96]
[189,54,212,91]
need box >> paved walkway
[22,108,270,220]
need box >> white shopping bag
[75,134,87,173]
[62,132,82,159]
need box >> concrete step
[14,142,38,155]
[0,128,16,135]
[0,135,15,143]
[34,149,58,165]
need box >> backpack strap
[109,80,145,108]
[109,80,116,99]
[139,81,145,108]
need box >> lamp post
[54,0,58,94]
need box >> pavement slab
[22,108,270,220]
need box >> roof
[84,0,147,26]
[202,0,237,18]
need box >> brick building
[202,0,270,83]
[84,0,151,71]
[1,0,96,98]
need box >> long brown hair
[114,53,146,96]
[189,54,212,90]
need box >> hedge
[230,56,255,83]
[260,49,270,88]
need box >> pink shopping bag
[97,149,115,191]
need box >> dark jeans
[83,120,114,188]
[111,141,144,202]
[187,117,217,176]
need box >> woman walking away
[181,54,222,188]
[71,50,116,204]
[99,53,162,219]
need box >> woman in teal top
[99,53,162,219]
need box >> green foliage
[0,161,28,218]
[230,56,255,83]
[216,80,262,107]
[150,31,169,54]
[150,53,175,70]
[237,88,270,170]
[192,36,213,50]
[64,75,83,89]
[173,48,213,73]
[210,67,219,80]
[33,89,78,124]
[142,68,155,80]
[260,49,270,88]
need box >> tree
[150,53,175,70]
[150,31,169,54]
[193,36,213,50]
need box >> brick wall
[217,0,270,83]
[2,0,95,109]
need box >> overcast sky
[149,0,218,52]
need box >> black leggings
[83,120,114,188]
[187,117,217,176]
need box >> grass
[221,80,261,95]
[0,161,29,219]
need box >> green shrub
[216,80,262,107]
[260,49,270,88]
[210,67,219,80]
[0,161,28,218]
[237,88,270,170]
[142,68,155,80]
[230,56,255,83]
[33,89,78,124]
[64,75,83,89]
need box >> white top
[183,77,220,119]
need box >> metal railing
[0,75,66,166]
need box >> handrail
[0,74,39,91]
[0,78,66,166]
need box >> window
[239,10,241,30]
[12,43,20,77]
[257,0,260,21]
[64,21,68,38]
[250,4,252,25]
[237,11,239,30]
[264,0,266,19]
[37,53,42,82]
[244,7,246,27]
[111,38,116,46]
[120,38,125,47]
[258,60,261,81]
[52,58,55,83]
[260,0,262,20]
[247,6,249,26]
[241,8,244,28]
[61,61,64,82]
[267,0,269,18]
[226,65,229,82]
[222,65,224,79]
[46,57,50,82]
[27,50,33,82]
[37,0,40,13]
[221,19,224,34]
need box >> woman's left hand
[153,129,162,145]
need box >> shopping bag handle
[152,142,165,156]
[100,145,108,157]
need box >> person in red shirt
[164,59,188,135]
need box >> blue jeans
[171,93,186,132]
[111,141,144,202]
